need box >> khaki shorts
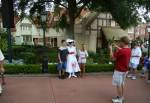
[112,70,128,86]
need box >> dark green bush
[12,45,34,59]
[20,52,37,64]
[4,64,41,74]
[4,64,114,74]
[11,45,58,64]
[86,64,114,72]
[88,49,110,64]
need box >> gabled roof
[102,27,128,40]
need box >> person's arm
[85,50,88,57]
[113,44,121,50]
[74,47,77,56]
[57,49,62,63]
[109,45,115,60]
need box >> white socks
[68,73,77,78]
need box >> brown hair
[81,44,85,51]
[120,36,130,45]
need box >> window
[23,35,32,42]
[47,37,57,47]
[20,23,32,31]
[128,28,134,34]
[106,19,111,26]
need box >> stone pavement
[0,74,150,103]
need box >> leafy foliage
[0,30,7,51]
[4,64,114,74]
[14,0,150,37]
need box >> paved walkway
[0,74,150,103]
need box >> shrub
[4,64,41,74]
[20,52,37,64]
[0,31,8,53]
[86,64,114,72]
[88,49,110,64]
[4,64,114,74]
[12,45,30,59]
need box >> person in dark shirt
[140,52,149,78]
[110,36,131,103]
[57,40,68,79]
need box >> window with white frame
[20,23,32,31]
[23,35,32,42]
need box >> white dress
[78,50,88,64]
[66,46,80,73]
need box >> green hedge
[4,64,114,74]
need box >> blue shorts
[129,63,138,69]
[57,62,66,70]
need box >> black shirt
[58,47,68,62]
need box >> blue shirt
[144,56,149,68]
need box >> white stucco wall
[14,17,65,45]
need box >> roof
[102,27,128,40]
[82,11,99,27]
[76,11,99,27]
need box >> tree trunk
[67,17,75,39]
[67,0,77,39]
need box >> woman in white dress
[78,44,88,77]
[66,39,80,78]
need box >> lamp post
[41,12,47,47]
[146,24,150,82]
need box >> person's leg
[1,73,5,85]
[68,72,72,78]
[132,64,138,80]
[116,86,122,97]
[0,83,2,95]
[141,67,146,78]
[72,72,77,77]
[58,70,62,78]
[61,62,66,78]
[80,63,83,77]
[127,63,133,78]
[82,64,86,77]
[0,62,5,85]
[112,86,122,103]
[112,71,126,103]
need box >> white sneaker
[68,74,72,79]
[112,97,120,103]
[127,74,132,78]
[132,76,137,80]
[72,74,77,78]
[112,97,124,103]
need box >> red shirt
[114,48,131,72]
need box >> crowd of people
[109,36,149,103]
[57,39,88,79]
[0,36,149,103]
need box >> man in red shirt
[109,36,131,103]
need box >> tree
[0,30,8,51]
[14,0,150,39]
